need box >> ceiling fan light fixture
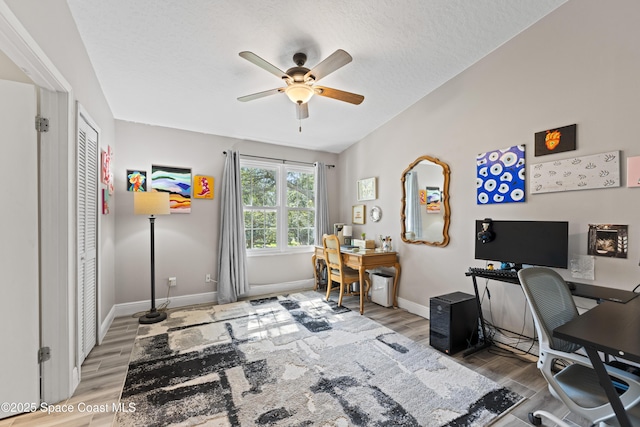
[285,83,314,104]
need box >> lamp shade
[285,83,314,104]
[134,191,170,215]
[343,225,352,237]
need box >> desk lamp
[343,225,353,245]
[134,191,170,324]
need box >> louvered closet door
[77,108,99,365]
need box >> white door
[0,79,39,419]
[77,107,99,365]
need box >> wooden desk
[312,246,401,314]
[554,295,640,427]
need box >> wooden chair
[323,234,369,307]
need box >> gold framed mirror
[400,155,450,247]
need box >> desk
[312,246,401,314]
[554,295,640,427]
[464,269,638,357]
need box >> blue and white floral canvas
[476,145,526,204]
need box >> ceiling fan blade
[239,51,292,82]
[315,86,364,105]
[237,88,285,102]
[304,49,352,82]
[296,103,309,120]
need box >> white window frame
[241,159,315,256]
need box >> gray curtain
[406,171,423,239]
[217,150,249,304]
[314,162,330,245]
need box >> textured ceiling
[66,0,566,153]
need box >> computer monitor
[474,220,569,269]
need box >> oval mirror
[400,155,450,247]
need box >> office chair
[322,234,368,307]
[518,267,640,426]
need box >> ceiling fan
[237,49,364,121]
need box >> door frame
[0,1,79,402]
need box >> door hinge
[35,116,50,133]
[38,346,51,363]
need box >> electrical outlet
[205,274,212,283]
[168,277,177,287]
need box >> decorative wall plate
[370,206,382,222]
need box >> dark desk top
[466,269,638,303]
[554,296,640,364]
[567,281,638,304]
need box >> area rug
[116,291,521,426]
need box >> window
[241,159,315,253]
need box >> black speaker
[430,292,479,355]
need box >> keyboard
[468,267,519,280]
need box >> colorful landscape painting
[151,165,191,213]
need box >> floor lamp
[134,191,170,324]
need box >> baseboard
[114,291,218,318]
[99,304,116,344]
[112,279,316,318]
[244,279,315,298]
[397,296,429,319]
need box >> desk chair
[323,234,368,307]
[518,267,640,427]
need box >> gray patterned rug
[116,291,521,426]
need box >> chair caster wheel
[528,413,542,425]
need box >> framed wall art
[151,165,192,213]
[534,124,577,156]
[627,155,640,188]
[476,144,525,204]
[102,189,110,214]
[127,170,147,192]
[426,186,441,213]
[530,150,620,194]
[101,148,110,185]
[419,189,427,205]
[587,224,627,258]
[193,175,214,199]
[357,177,377,201]
[352,204,365,224]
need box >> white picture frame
[357,177,377,201]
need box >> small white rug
[117,291,521,426]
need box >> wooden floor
[1,291,592,427]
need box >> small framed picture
[587,224,628,258]
[357,177,377,201]
[127,170,147,192]
[352,204,365,225]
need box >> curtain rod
[223,151,335,168]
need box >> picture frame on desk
[352,204,365,224]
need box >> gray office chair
[518,267,640,427]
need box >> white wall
[0,49,31,83]
[114,120,339,304]
[7,0,639,347]
[339,0,640,336]
[5,0,117,325]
